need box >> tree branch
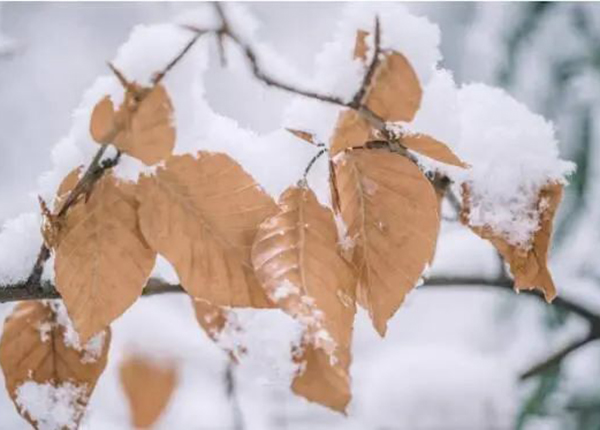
[519,333,600,380]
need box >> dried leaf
[54,173,156,342]
[333,149,440,335]
[90,96,118,144]
[461,183,563,301]
[120,355,177,429]
[287,128,318,146]
[137,152,277,307]
[401,133,468,168]
[330,109,375,156]
[192,298,245,361]
[0,301,110,429]
[40,167,84,249]
[292,340,351,414]
[252,185,356,412]
[55,167,83,213]
[364,52,422,123]
[353,29,369,62]
[90,84,175,166]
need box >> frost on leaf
[252,185,356,412]
[333,149,440,336]
[461,183,563,301]
[0,301,110,430]
[53,172,156,342]
[192,299,245,361]
[89,84,175,165]
[120,355,177,429]
[136,152,278,308]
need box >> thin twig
[153,31,205,86]
[225,361,245,430]
[519,333,600,380]
[303,149,327,181]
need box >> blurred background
[1,2,600,429]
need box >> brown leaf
[54,173,156,342]
[192,298,245,361]
[364,52,422,123]
[330,109,375,156]
[137,152,277,308]
[333,149,440,335]
[90,96,119,144]
[90,84,175,166]
[120,355,177,429]
[0,301,110,429]
[401,133,468,168]
[292,340,351,414]
[286,128,318,146]
[353,30,369,62]
[252,185,356,412]
[461,183,563,301]
[40,167,84,249]
[55,167,83,213]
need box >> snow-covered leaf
[192,298,245,361]
[0,301,110,430]
[462,182,563,301]
[252,185,356,412]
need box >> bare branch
[519,333,600,380]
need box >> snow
[46,301,108,363]
[456,84,574,246]
[0,213,42,284]
[0,2,589,429]
[15,381,87,430]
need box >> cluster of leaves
[0,21,565,429]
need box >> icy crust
[456,84,574,246]
[15,381,87,430]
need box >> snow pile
[0,213,42,284]
[456,84,574,246]
[15,381,87,430]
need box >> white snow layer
[15,382,87,430]
[457,84,574,246]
